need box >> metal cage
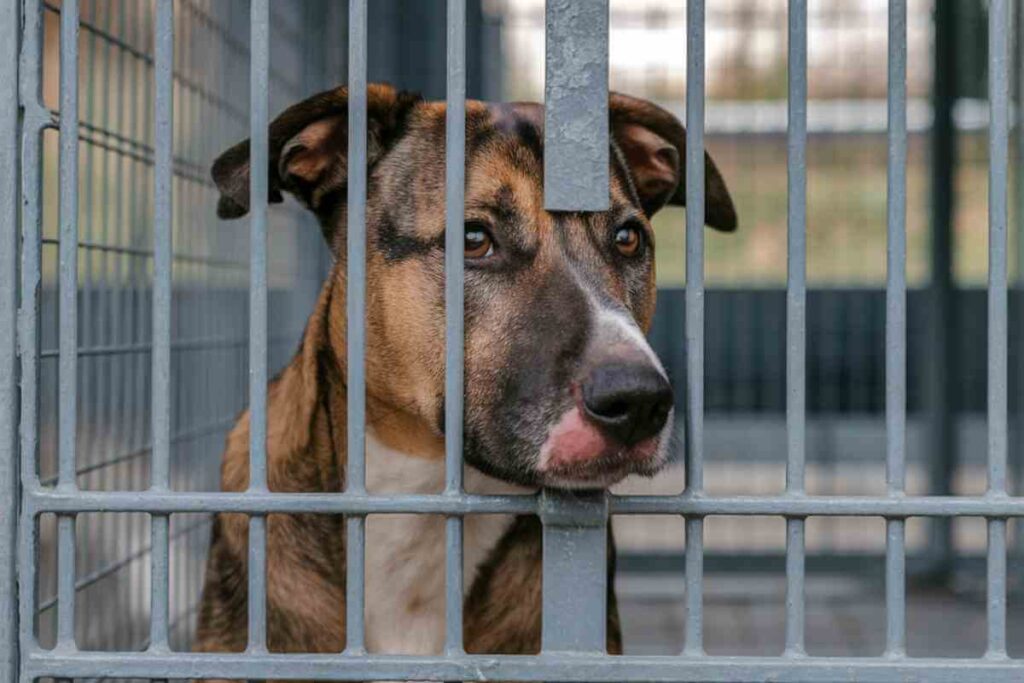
[1,0,1023,681]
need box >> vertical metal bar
[56,0,80,655]
[56,514,75,650]
[683,0,705,656]
[784,0,807,657]
[57,0,79,493]
[1016,0,1024,558]
[149,0,174,655]
[926,0,958,580]
[17,0,43,670]
[444,0,466,656]
[539,0,611,657]
[543,0,609,211]
[885,0,908,658]
[986,0,1010,660]
[0,0,20,674]
[540,491,608,653]
[247,0,270,654]
[346,0,368,655]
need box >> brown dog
[193,83,736,677]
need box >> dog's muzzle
[537,361,673,488]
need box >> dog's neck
[307,277,531,655]
[362,431,528,655]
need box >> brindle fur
[193,84,735,682]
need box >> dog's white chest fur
[363,433,528,655]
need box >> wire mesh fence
[30,0,341,661]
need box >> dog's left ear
[211,83,422,241]
[610,92,737,231]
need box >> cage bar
[0,0,19,674]
[784,0,808,657]
[346,0,369,655]
[543,0,609,211]
[247,0,270,653]
[444,0,467,655]
[55,0,80,654]
[24,489,1024,517]
[986,0,1010,660]
[57,0,79,493]
[539,0,612,656]
[17,0,44,673]
[149,0,174,654]
[23,650,1024,682]
[884,0,908,658]
[683,0,706,656]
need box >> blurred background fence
[28,0,1024,665]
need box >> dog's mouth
[535,406,670,490]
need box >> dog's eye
[614,223,645,258]
[464,223,495,260]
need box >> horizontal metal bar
[24,491,1024,517]
[24,650,1024,682]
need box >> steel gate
[1,0,1023,682]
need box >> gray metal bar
[884,0,908,658]
[56,514,76,649]
[683,0,705,656]
[247,0,270,653]
[31,490,1024,517]
[986,0,1010,660]
[0,0,18,597]
[57,0,79,492]
[346,0,369,655]
[785,0,808,658]
[543,0,609,211]
[149,0,174,654]
[56,0,80,657]
[22,650,1024,683]
[541,491,607,653]
[926,0,958,579]
[444,0,467,655]
[0,0,18,673]
[17,0,44,672]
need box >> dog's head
[212,84,736,489]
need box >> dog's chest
[363,434,528,655]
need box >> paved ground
[617,573,1024,658]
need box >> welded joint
[540,489,608,528]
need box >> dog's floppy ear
[610,92,737,231]
[211,83,422,230]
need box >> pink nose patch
[538,408,612,472]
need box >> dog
[193,83,736,679]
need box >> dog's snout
[581,364,673,446]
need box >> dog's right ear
[211,83,422,235]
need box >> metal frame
[2,0,1023,681]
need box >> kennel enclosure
[2,0,1024,681]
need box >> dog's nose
[581,363,673,446]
